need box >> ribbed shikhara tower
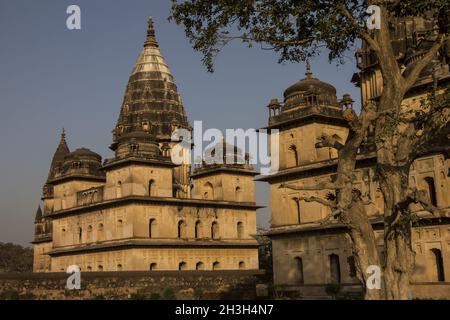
[111,17,191,197]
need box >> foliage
[171,0,448,72]
[150,292,162,300]
[0,242,33,273]
[255,226,273,275]
[162,287,176,300]
[129,292,148,300]
[193,288,204,300]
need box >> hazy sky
[0,0,360,246]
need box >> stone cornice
[47,175,106,185]
[266,211,450,237]
[102,157,177,171]
[48,239,260,256]
[256,152,376,183]
[48,195,264,219]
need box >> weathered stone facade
[259,15,450,298]
[33,17,260,273]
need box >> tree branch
[318,209,343,226]
[337,4,381,54]
[404,34,448,90]
[294,196,333,208]
[409,188,446,217]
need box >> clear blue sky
[0,0,360,246]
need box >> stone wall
[0,270,268,300]
[411,282,450,300]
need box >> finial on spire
[60,128,67,144]
[144,16,159,48]
[305,61,313,79]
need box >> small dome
[116,129,162,159]
[282,63,338,109]
[67,148,102,161]
[203,140,248,165]
[284,77,336,99]
[118,130,157,143]
[58,148,104,179]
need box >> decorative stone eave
[191,166,259,179]
[264,105,348,130]
[48,195,264,219]
[31,236,52,244]
[265,210,450,238]
[256,152,377,183]
[47,239,260,257]
[102,156,177,171]
[46,174,106,185]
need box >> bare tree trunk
[378,167,415,300]
[346,201,383,300]
[334,126,382,300]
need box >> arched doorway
[329,254,341,284]
[196,262,205,270]
[294,257,304,284]
[178,220,187,239]
[179,262,187,271]
[149,219,156,238]
[237,221,244,239]
[211,222,219,239]
[430,248,445,282]
[424,177,437,206]
[195,221,203,239]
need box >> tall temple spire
[35,205,43,221]
[111,16,190,151]
[144,16,159,48]
[47,128,70,181]
[305,61,313,79]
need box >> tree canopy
[171,0,449,72]
[0,242,33,273]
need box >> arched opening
[347,256,357,278]
[430,249,445,282]
[62,194,67,209]
[237,221,244,239]
[148,179,155,196]
[212,261,220,270]
[117,219,123,237]
[178,220,187,239]
[87,266,92,272]
[87,225,93,242]
[294,257,304,284]
[195,220,203,239]
[117,264,123,271]
[196,262,205,270]
[78,227,82,243]
[98,265,103,271]
[329,254,341,284]
[288,144,299,167]
[203,182,214,200]
[292,198,301,224]
[211,222,219,239]
[235,187,243,202]
[97,223,104,241]
[238,261,245,270]
[116,181,122,198]
[149,219,156,238]
[149,263,157,271]
[424,177,437,206]
[179,262,187,271]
